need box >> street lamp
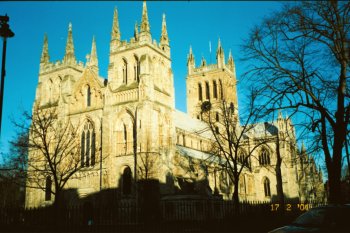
[0,14,15,135]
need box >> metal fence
[0,199,327,232]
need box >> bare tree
[137,136,159,180]
[0,130,28,208]
[242,1,349,203]
[13,107,83,207]
[200,90,272,206]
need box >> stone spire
[110,7,121,52]
[139,1,151,42]
[216,38,225,68]
[160,13,169,45]
[63,22,76,65]
[40,33,50,64]
[227,49,235,74]
[134,21,139,41]
[88,36,99,74]
[187,46,195,74]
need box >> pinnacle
[141,0,150,33]
[40,33,50,64]
[111,7,120,41]
[63,22,76,65]
[89,36,98,68]
[160,13,169,45]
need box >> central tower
[186,39,238,120]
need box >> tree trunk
[233,178,240,214]
[327,156,343,204]
[275,136,285,207]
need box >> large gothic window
[45,176,52,201]
[213,80,218,99]
[259,148,270,166]
[205,81,210,100]
[122,166,132,196]
[263,178,271,197]
[87,85,91,107]
[81,121,96,167]
[122,59,128,84]
[198,83,203,101]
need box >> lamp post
[0,14,15,135]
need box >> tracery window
[264,178,271,197]
[259,148,270,166]
[81,121,96,167]
[238,152,251,168]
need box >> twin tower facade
[26,2,306,208]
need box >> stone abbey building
[25,2,324,208]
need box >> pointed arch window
[45,176,52,201]
[238,152,251,168]
[87,86,91,107]
[259,148,270,166]
[122,166,132,195]
[198,83,203,101]
[123,123,127,153]
[205,81,210,100]
[81,121,96,167]
[264,178,271,197]
[122,59,128,84]
[219,79,223,99]
[134,56,140,82]
[213,80,218,99]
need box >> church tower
[35,23,85,108]
[186,39,238,120]
[105,1,175,186]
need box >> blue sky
[0,1,284,161]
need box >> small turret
[139,1,151,43]
[187,46,195,75]
[110,7,121,53]
[87,36,99,75]
[63,23,76,65]
[227,50,235,74]
[160,13,170,55]
[216,38,225,68]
